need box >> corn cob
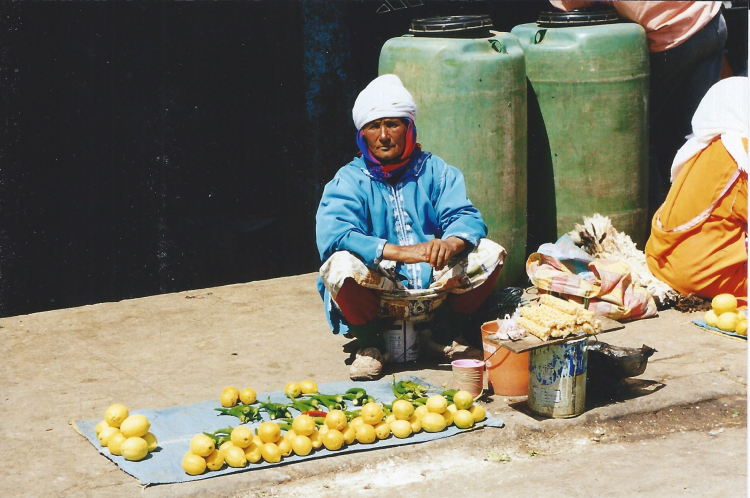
[539,294,581,315]
[520,304,576,329]
[575,308,595,325]
[518,317,552,341]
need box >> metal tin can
[528,337,588,418]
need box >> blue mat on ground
[692,309,747,340]
[73,376,504,485]
[692,319,747,340]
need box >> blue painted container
[528,337,588,418]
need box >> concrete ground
[1,273,747,497]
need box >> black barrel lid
[409,15,493,38]
[537,8,619,28]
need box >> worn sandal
[349,347,389,381]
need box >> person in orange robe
[646,77,748,299]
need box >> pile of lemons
[219,386,258,407]
[182,389,485,475]
[705,294,747,336]
[94,404,158,461]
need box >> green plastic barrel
[379,15,527,288]
[511,9,649,249]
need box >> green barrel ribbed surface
[511,22,649,249]
[379,32,527,288]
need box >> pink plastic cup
[451,359,485,397]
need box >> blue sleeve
[435,164,487,248]
[315,173,387,269]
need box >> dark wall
[0,1,549,317]
[1,1,746,318]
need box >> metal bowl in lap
[378,288,448,322]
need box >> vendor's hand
[383,237,466,270]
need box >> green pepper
[214,404,262,424]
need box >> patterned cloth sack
[526,245,657,322]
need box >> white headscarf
[670,76,749,182]
[352,74,417,131]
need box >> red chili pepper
[302,410,328,417]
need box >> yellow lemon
[309,429,323,449]
[120,414,150,438]
[220,390,238,408]
[414,405,430,419]
[349,416,365,430]
[421,412,447,433]
[341,425,357,445]
[717,312,740,332]
[426,395,448,414]
[736,320,748,336]
[182,451,207,475]
[390,420,412,438]
[261,443,282,463]
[94,420,109,436]
[325,410,347,431]
[452,390,474,411]
[223,445,247,468]
[318,424,329,436]
[469,404,486,422]
[244,441,263,463]
[98,426,121,447]
[205,449,225,471]
[278,437,293,457]
[283,429,297,442]
[704,309,719,327]
[712,294,738,315]
[231,426,253,449]
[299,380,318,394]
[355,424,376,444]
[392,399,415,420]
[189,434,215,457]
[374,421,391,439]
[142,432,158,452]
[284,382,301,398]
[258,421,282,444]
[442,409,454,426]
[385,414,397,424]
[219,441,234,454]
[104,404,129,428]
[454,409,475,429]
[360,402,385,425]
[107,432,127,456]
[239,388,257,405]
[292,435,313,456]
[446,404,458,414]
[121,437,148,461]
[409,415,422,433]
[292,414,316,437]
[322,429,345,450]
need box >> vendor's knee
[334,278,380,325]
[449,264,502,315]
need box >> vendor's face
[362,117,408,163]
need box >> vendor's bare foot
[349,348,389,381]
[444,338,483,361]
[421,333,482,361]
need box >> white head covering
[352,74,417,131]
[670,76,749,182]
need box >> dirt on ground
[490,395,747,459]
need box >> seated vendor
[316,74,506,380]
[645,77,748,299]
